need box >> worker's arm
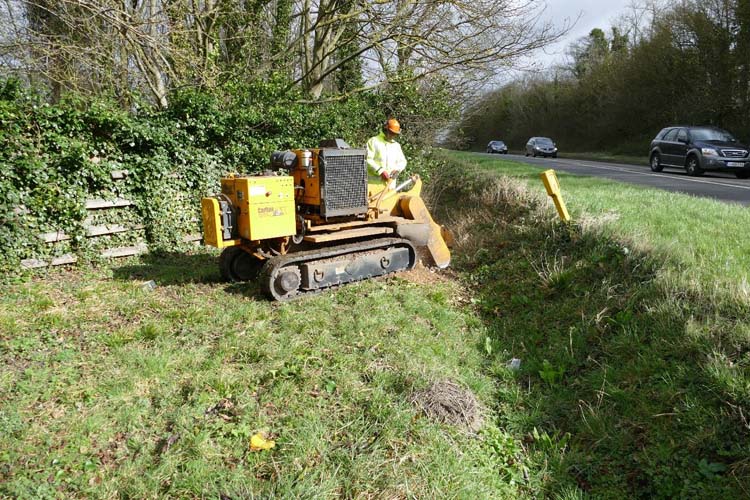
[390,143,407,174]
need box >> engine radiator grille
[723,149,749,158]
[319,149,368,218]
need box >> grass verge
[2,153,749,498]
[427,156,750,497]
[444,150,750,295]
[1,259,516,498]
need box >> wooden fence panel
[18,169,203,269]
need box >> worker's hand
[380,171,390,181]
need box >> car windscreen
[537,138,554,146]
[690,128,736,142]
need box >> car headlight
[701,147,718,156]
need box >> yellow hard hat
[385,118,401,134]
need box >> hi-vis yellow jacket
[366,132,407,182]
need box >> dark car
[525,137,557,158]
[649,126,750,178]
[486,140,508,154]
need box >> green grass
[1,255,521,498]
[3,154,750,498]
[445,150,750,293]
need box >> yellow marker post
[540,169,571,223]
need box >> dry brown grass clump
[411,379,483,433]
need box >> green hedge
[0,78,449,273]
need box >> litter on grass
[250,432,276,451]
[507,358,521,370]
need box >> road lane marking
[512,155,750,191]
[564,161,750,191]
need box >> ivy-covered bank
[0,79,450,273]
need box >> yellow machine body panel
[201,197,222,247]
[221,175,296,241]
[201,197,240,248]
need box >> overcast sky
[535,0,635,66]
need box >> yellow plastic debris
[250,432,276,451]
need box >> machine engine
[291,147,369,219]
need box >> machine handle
[370,175,419,212]
[369,175,417,203]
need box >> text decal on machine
[257,207,286,217]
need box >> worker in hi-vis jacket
[366,118,407,184]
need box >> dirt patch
[410,379,483,433]
[400,257,455,286]
[204,398,240,422]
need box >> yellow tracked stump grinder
[201,141,451,300]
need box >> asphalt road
[482,153,750,206]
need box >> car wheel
[552,154,557,158]
[736,171,750,179]
[525,152,529,157]
[685,155,704,176]
[650,153,663,172]
[532,152,537,157]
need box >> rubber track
[259,237,417,301]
